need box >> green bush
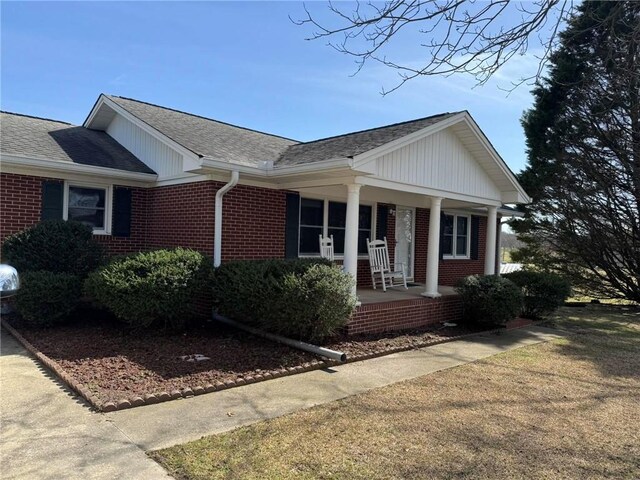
[504,270,571,319]
[212,258,355,342]
[84,248,212,329]
[2,220,104,277]
[455,275,523,326]
[15,271,82,327]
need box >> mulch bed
[3,310,504,412]
[323,323,487,358]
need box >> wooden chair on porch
[319,235,335,261]
[366,237,408,292]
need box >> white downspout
[214,171,239,267]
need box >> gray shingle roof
[106,96,299,167]
[105,95,459,168]
[0,112,155,174]
[276,112,459,166]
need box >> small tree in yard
[512,1,640,303]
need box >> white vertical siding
[375,127,501,200]
[106,115,184,179]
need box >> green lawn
[152,306,640,480]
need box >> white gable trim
[352,112,467,166]
[352,112,530,204]
[84,95,202,165]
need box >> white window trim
[63,181,112,235]
[298,196,376,259]
[442,213,471,260]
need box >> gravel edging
[2,318,506,412]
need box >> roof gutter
[214,170,239,267]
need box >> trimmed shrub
[15,271,82,327]
[263,264,357,342]
[504,270,571,319]
[84,248,212,329]
[2,220,104,277]
[212,258,354,342]
[455,275,523,326]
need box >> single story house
[0,94,529,334]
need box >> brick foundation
[348,295,463,335]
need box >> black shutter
[470,215,480,260]
[41,180,64,220]
[284,193,300,258]
[112,187,132,237]
[439,212,446,259]
[376,204,389,240]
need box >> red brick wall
[1,172,488,289]
[413,207,486,287]
[348,295,462,335]
[439,216,486,286]
[221,184,287,260]
[0,173,43,240]
[145,181,217,256]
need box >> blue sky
[1,1,543,173]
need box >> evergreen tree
[513,1,640,302]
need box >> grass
[152,306,640,480]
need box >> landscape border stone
[1,318,510,412]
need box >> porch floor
[357,284,458,305]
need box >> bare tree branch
[292,0,576,94]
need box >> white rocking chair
[367,237,408,292]
[319,234,335,261]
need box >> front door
[395,206,415,280]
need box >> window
[65,184,110,234]
[299,198,324,255]
[442,214,470,259]
[299,198,373,256]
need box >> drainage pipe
[213,312,347,362]
[213,171,240,267]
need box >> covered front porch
[273,112,529,334]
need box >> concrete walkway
[107,325,565,451]
[0,328,171,480]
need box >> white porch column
[484,206,498,275]
[343,183,362,295]
[422,196,443,298]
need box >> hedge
[15,271,82,327]
[84,248,212,330]
[212,258,355,342]
[504,270,571,319]
[1,220,104,277]
[455,275,523,326]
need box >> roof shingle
[0,112,155,174]
[276,112,459,166]
[106,96,298,167]
[105,96,459,168]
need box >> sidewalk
[107,325,565,451]
[0,328,171,480]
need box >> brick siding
[0,172,487,334]
[221,183,287,260]
[145,181,217,256]
[348,295,462,335]
[0,173,43,240]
